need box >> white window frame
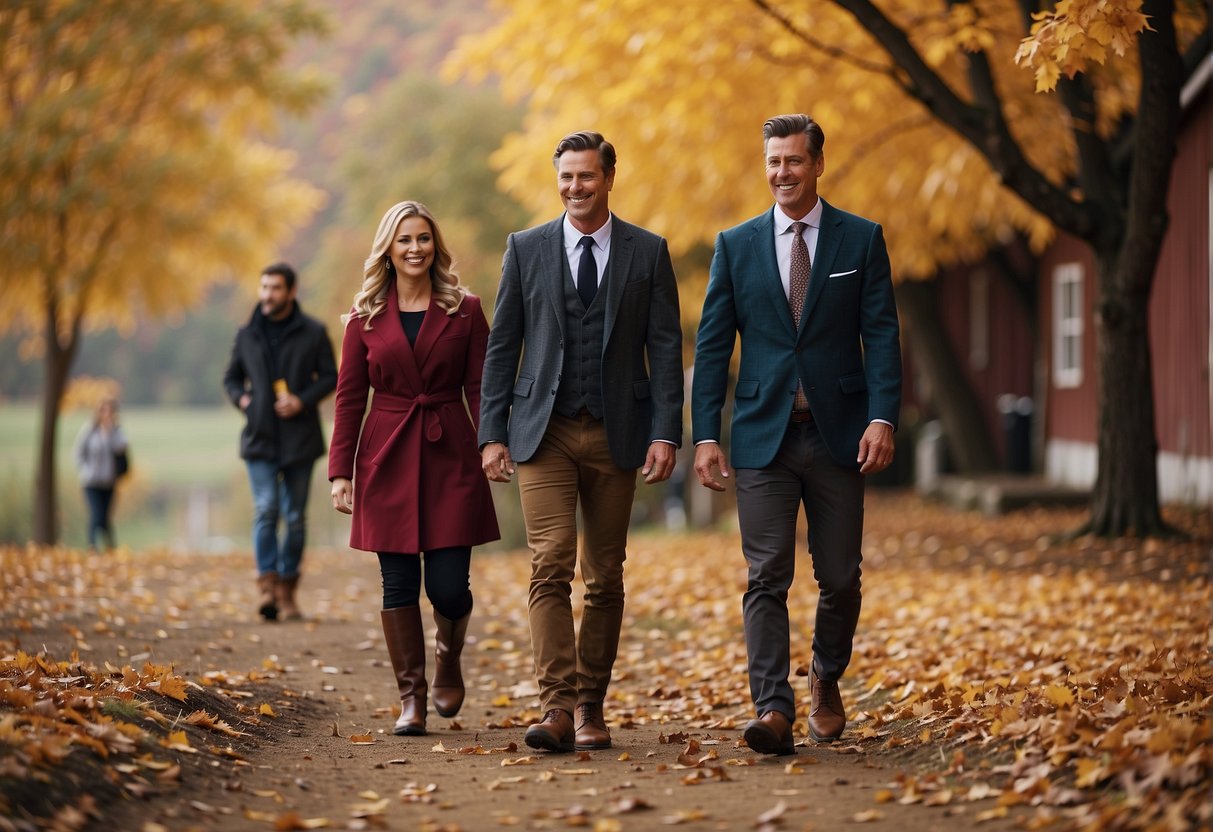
[1052,262,1084,389]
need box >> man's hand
[641,442,676,485]
[857,422,895,474]
[693,442,731,492]
[239,393,251,412]
[274,393,303,419]
[481,442,515,483]
[331,478,353,514]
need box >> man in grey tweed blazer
[479,130,683,754]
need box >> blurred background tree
[0,0,329,544]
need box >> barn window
[1053,263,1084,389]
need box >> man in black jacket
[223,263,337,621]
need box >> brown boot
[381,606,427,736]
[574,702,611,750]
[743,710,794,755]
[808,663,847,742]
[432,606,471,718]
[256,573,278,621]
[276,575,303,621]
[524,708,574,753]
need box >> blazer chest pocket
[514,375,535,399]
[633,379,651,400]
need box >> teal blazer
[692,201,901,470]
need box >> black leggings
[83,486,115,550]
[377,547,472,619]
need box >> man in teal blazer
[692,114,901,755]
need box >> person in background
[74,397,129,551]
[223,262,337,622]
[479,131,684,753]
[329,201,499,737]
[692,114,901,755]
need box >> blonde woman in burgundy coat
[329,200,500,736]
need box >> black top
[222,302,338,465]
[399,310,425,347]
[260,308,295,377]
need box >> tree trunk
[1077,1,1182,538]
[1082,260,1169,537]
[32,299,79,546]
[895,278,1000,473]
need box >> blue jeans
[246,460,314,578]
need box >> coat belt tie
[369,389,463,467]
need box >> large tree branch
[1117,0,1183,295]
[1057,74,1121,218]
[751,0,898,76]
[823,0,1099,238]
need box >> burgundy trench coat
[328,287,500,553]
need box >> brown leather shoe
[742,710,794,755]
[574,702,611,750]
[524,708,574,753]
[808,664,846,742]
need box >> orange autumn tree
[448,0,1208,537]
[0,0,329,544]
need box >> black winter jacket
[222,303,338,466]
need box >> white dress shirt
[563,214,611,286]
[772,200,822,300]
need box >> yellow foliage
[445,0,1204,295]
[0,0,328,340]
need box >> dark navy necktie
[577,235,597,309]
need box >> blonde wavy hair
[343,200,466,329]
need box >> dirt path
[47,538,1026,832]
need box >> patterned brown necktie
[788,221,811,411]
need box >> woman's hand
[331,478,354,514]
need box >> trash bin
[997,394,1033,473]
[915,420,946,494]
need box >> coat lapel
[602,219,633,345]
[539,219,568,341]
[801,199,844,332]
[378,282,425,394]
[748,209,797,340]
[411,296,450,372]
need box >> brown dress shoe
[808,665,846,742]
[574,702,611,750]
[742,710,794,755]
[525,708,574,753]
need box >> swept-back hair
[344,200,466,329]
[762,114,825,158]
[552,130,616,175]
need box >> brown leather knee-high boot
[381,606,427,735]
[432,604,471,718]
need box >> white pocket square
[828,269,857,278]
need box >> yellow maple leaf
[1045,684,1075,707]
[162,730,195,753]
[154,674,188,702]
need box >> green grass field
[0,403,351,551]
